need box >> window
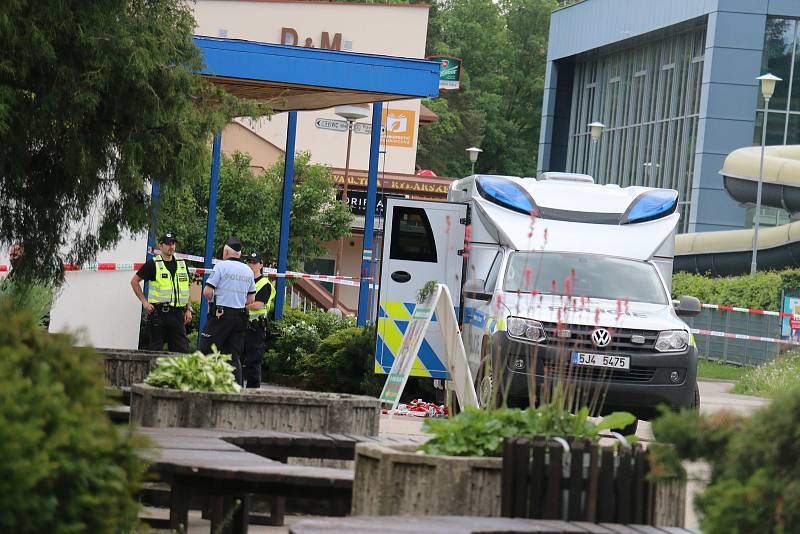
[484,252,503,292]
[389,207,437,262]
[566,27,705,234]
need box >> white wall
[47,233,148,349]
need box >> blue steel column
[273,112,298,320]
[198,131,223,337]
[357,102,383,326]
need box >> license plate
[571,351,630,370]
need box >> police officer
[198,237,255,384]
[242,252,275,388]
[130,233,192,353]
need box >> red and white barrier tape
[0,262,369,287]
[673,300,797,319]
[691,328,800,346]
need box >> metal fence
[682,308,785,366]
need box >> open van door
[375,198,468,379]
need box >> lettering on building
[281,27,343,51]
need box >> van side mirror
[675,295,702,317]
[463,279,491,302]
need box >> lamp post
[332,104,370,310]
[643,161,661,188]
[466,147,482,175]
[588,122,604,177]
[751,73,782,275]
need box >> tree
[418,0,556,178]
[0,1,263,279]
[157,151,352,269]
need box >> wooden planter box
[130,384,381,436]
[352,440,686,527]
[352,442,504,517]
[99,348,176,388]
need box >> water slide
[674,145,800,276]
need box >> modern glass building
[538,0,800,233]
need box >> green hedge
[672,269,800,311]
[0,298,145,532]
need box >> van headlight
[507,317,547,343]
[655,330,689,352]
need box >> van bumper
[492,333,698,421]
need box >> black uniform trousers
[242,319,267,388]
[198,306,248,385]
[149,306,190,353]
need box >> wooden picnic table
[137,426,426,533]
[289,516,701,534]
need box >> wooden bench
[138,427,426,532]
[289,516,701,533]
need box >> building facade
[192,1,449,311]
[538,0,800,233]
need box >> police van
[375,172,701,426]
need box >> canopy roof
[195,36,441,112]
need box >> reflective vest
[147,255,190,306]
[249,276,276,320]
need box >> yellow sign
[382,109,416,148]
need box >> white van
[375,173,701,424]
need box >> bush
[0,300,146,533]
[299,325,383,396]
[671,269,800,310]
[145,348,241,393]
[265,308,354,376]
[419,404,635,457]
[651,392,800,533]
[0,276,55,326]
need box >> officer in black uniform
[130,233,192,353]
[243,252,275,388]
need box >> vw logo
[591,328,611,348]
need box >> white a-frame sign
[379,283,479,415]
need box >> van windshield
[503,252,668,305]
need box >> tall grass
[731,352,800,398]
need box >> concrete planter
[352,442,503,517]
[99,348,175,388]
[130,384,381,435]
[352,441,686,526]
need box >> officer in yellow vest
[130,232,192,353]
[243,251,275,388]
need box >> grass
[697,358,748,381]
[731,353,800,398]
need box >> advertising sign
[378,284,478,414]
[336,190,406,218]
[427,55,463,91]
[381,109,416,148]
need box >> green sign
[428,55,462,91]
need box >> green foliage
[651,391,800,533]
[730,352,800,398]
[145,348,241,392]
[0,276,55,325]
[697,359,748,382]
[299,325,383,396]
[0,0,265,279]
[0,299,146,532]
[672,271,785,310]
[418,0,556,177]
[416,280,438,303]
[158,151,352,268]
[265,308,355,376]
[420,405,635,457]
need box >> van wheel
[690,383,700,411]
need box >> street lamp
[588,122,604,176]
[643,162,661,188]
[332,103,370,310]
[466,147,482,175]
[751,73,782,275]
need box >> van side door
[375,198,468,379]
